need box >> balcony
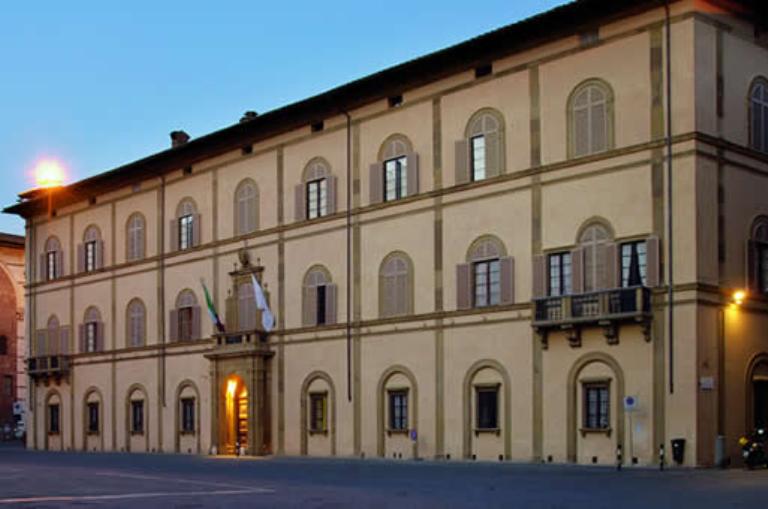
[206,330,274,360]
[532,287,652,348]
[28,355,70,382]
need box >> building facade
[7,0,768,466]
[0,233,26,434]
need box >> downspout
[342,110,352,402]
[664,0,675,394]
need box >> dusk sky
[0,0,565,234]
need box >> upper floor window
[748,217,768,294]
[456,109,505,184]
[569,80,614,158]
[79,306,104,353]
[41,236,63,281]
[370,135,419,204]
[171,290,201,342]
[172,199,200,251]
[379,253,413,318]
[79,225,104,273]
[302,266,337,327]
[457,236,514,309]
[579,223,611,292]
[0,336,7,356]
[42,314,69,357]
[296,159,336,221]
[126,299,146,348]
[126,213,146,261]
[620,241,647,288]
[750,78,768,153]
[548,251,572,297]
[234,179,259,235]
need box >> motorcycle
[739,428,768,469]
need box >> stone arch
[174,379,201,454]
[175,288,198,308]
[745,352,768,431]
[175,197,199,218]
[82,224,102,243]
[377,365,419,458]
[377,133,413,162]
[302,157,332,183]
[81,386,105,452]
[566,352,626,463]
[749,215,768,241]
[125,383,150,452]
[43,388,63,451]
[465,234,508,262]
[575,216,616,244]
[303,265,332,286]
[464,107,505,139]
[299,370,337,456]
[462,359,512,459]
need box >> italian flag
[201,279,226,333]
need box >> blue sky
[0,0,565,234]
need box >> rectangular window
[131,400,144,434]
[476,386,499,430]
[87,402,99,434]
[583,382,610,430]
[2,375,11,397]
[306,179,327,220]
[179,215,194,250]
[0,336,7,355]
[84,241,97,272]
[47,251,57,280]
[178,307,193,341]
[759,244,768,294]
[85,322,97,352]
[48,404,60,434]
[309,393,327,433]
[388,390,408,431]
[181,398,195,433]
[316,285,327,326]
[384,156,408,202]
[620,241,647,287]
[471,135,486,181]
[473,259,500,307]
[548,252,572,296]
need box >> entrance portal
[225,376,248,454]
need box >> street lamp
[732,290,747,307]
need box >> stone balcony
[532,286,652,349]
[28,355,70,383]
[206,329,274,360]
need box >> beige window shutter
[302,286,315,327]
[571,248,584,294]
[95,240,105,270]
[191,306,202,340]
[295,184,306,222]
[325,283,338,325]
[456,263,471,310]
[96,322,105,352]
[369,163,383,204]
[169,309,179,342]
[327,175,338,214]
[59,327,70,355]
[603,243,618,289]
[646,236,661,287]
[78,324,85,353]
[573,108,589,157]
[406,153,419,196]
[532,255,546,299]
[484,131,503,178]
[77,244,85,273]
[591,101,607,153]
[500,256,514,305]
[35,330,46,357]
[39,254,46,282]
[192,214,202,247]
[169,219,179,252]
[454,140,470,184]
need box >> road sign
[624,396,638,412]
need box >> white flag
[251,273,275,332]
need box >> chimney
[170,130,190,148]
[240,111,258,123]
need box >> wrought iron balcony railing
[28,355,70,379]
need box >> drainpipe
[664,0,675,395]
[342,110,352,402]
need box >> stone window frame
[567,78,615,159]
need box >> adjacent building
[5,0,768,466]
[0,233,26,434]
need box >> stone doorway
[225,375,249,454]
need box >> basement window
[474,64,492,79]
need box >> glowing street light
[732,290,747,306]
[34,159,66,189]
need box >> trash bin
[671,438,686,465]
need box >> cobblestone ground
[0,444,767,508]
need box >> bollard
[616,444,623,471]
[659,443,665,471]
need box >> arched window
[302,266,337,327]
[456,109,505,183]
[79,225,104,273]
[379,253,413,318]
[457,236,514,309]
[370,135,418,204]
[171,290,200,342]
[172,199,200,251]
[41,236,63,281]
[579,223,612,292]
[80,307,104,353]
[237,281,256,330]
[569,80,614,158]
[234,179,259,235]
[126,213,146,261]
[750,78,768,153]
[126,299,146,348]
[296,159,336,221]
[44,314,69,356]
[748,217,768,294]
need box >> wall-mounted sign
[623,396,638,412]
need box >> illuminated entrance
[225,376,249,453]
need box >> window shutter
[191,306,202,339]
[302,286,315,327]
[96,321,105,352]
[746,239,759,293]
[500,256,515,305]
[59,327,69,355]
[48,327,59,355]
[456,263,471,310]
[168,219,177,252]
[484,131,502,178]
[39,254,46,282]
[78,324,85,353]
[571,248,584,294]
[592,102,607,153]
[77,244,85,273]
[326,175,338,214]
[369,163,383,204]
[455,140,470,184]
[35,330,46,357]
[573,107,589,157]
[646,236,661,287]
[325,283,338,325]
[604,243,619,289]
[406,153,419,196]
[295,184,306,222]
[169,309,179,342]
[95,240,105,270]
[532,255,546,299]
[192,214,202,247]
[56,251,64,278]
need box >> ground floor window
[131,400,144,434]
[48,404,60,434]
[87,402,99,434]
[583,382,610,430]
[388,390,408,431]
[309,392,327,433]
[476,386,499,430]
[181,398,195,433]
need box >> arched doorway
[224,375,248,454]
